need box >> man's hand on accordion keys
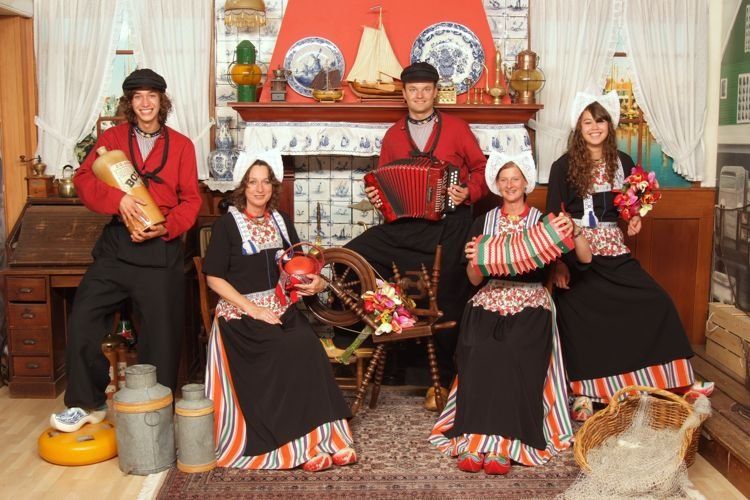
[447,184,469,206]
[365,186,382,209]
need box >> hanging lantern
[228,40,262,102]
[223,0,266,30]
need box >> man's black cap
[400,62,439,84]
[122,68,167,92]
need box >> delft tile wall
[213,0,528,248]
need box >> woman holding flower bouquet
[430,151,591,474]
[203,158,355,472]
[545,90,694,420]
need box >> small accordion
[472,214,575,277]
[364,157,460,222]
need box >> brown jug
[91,147,166,233]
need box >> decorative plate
[410,22,485,95]
[283,37,345,98]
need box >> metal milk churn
[113,364,175,475]
[175,384,216,473]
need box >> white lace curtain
[529,0,622,182]
[532,0,710,183]
[623,0,709,181]
[34,0,121,177]
[128,0,213,179]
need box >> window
[98,9,136,134]
[604,31,691,187]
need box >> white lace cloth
[241,121,531,157]
[204,122,532,191]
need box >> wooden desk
[1,267,85,398]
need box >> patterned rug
[156,387,580,499]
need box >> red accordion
[472,214,575,277]
[364,157,460,222]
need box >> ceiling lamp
[224,0,267,30]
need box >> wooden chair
[341,245,455,415]
[193,256,218,365]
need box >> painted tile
[294,200,309,222]
[351,179,367,202]
[330,224,352,246]
[331,156,353,178]
[330,178,352,202]
[293,178,309,200]
[307,156,331,178]
[331,202,352,224]
[308,178,330,201]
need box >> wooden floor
[0,386,746,500]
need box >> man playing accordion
[344,62,488,410]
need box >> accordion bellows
[364,157,459,222]
[473,214,575,277]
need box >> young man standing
[50,69,202,431]
[345,62,488,410]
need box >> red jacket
[75,123,202,240]
[378,111,488,204]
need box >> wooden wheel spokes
[304,247,377,327]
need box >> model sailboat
[346,7,404,99]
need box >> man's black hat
[122,68,167,92]
[400,62,440,84]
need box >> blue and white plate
[410,22,485,94]
[283,37,345,98]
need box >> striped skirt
[429,286,573,466]
[570,358,694,403]
[205,302,353,469]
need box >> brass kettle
[58,165,77,198]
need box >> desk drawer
[8,303,49,329]
[12,356,52,377]
[6,277,47,302]
[9,330,50,354]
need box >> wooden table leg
[351,344,385,416]
[369,348,387,409]
[425,337,445,412]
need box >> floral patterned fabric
[582,226,630,257]
[590,161,624,193]
[215,289,289,321]
[470,280,550,316]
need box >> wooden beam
[0,16,37,235]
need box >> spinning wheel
[304,247,377,326]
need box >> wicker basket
[574,385,705,471]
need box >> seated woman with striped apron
[429,151,592,474]
[203,157,355,472]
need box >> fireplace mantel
[230,102,543,124]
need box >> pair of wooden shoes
[457,451,511,475]
[302,447,357,472]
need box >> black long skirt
[216,307,351,458]
[446,305,552,450]
[555,254,694,383]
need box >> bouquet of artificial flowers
[362,279,417,335]
[613,165,661,221]
[338,279,416,364]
